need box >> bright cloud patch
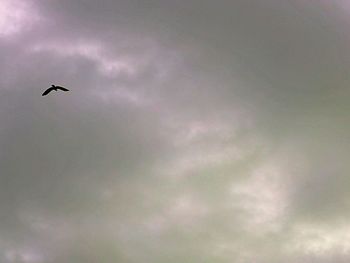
[288,222,350,256]
[0,0,39,37]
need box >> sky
[1,0,350,262]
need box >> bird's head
[51,85,55,88]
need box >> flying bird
[42,85,69,96]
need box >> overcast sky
[1,0,350,262]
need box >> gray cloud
[1,0,350,262]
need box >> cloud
[1,0,350,262]
[0,0,41,37]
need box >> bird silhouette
[42,85,69,96]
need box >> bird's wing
[56,86,69,91]
[42,87,54,96]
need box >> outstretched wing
[56,86,69,92]
[42,87,54,96]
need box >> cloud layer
[1,0,350,262]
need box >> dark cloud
[1,0,350,262]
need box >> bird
[42,85,69,96]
